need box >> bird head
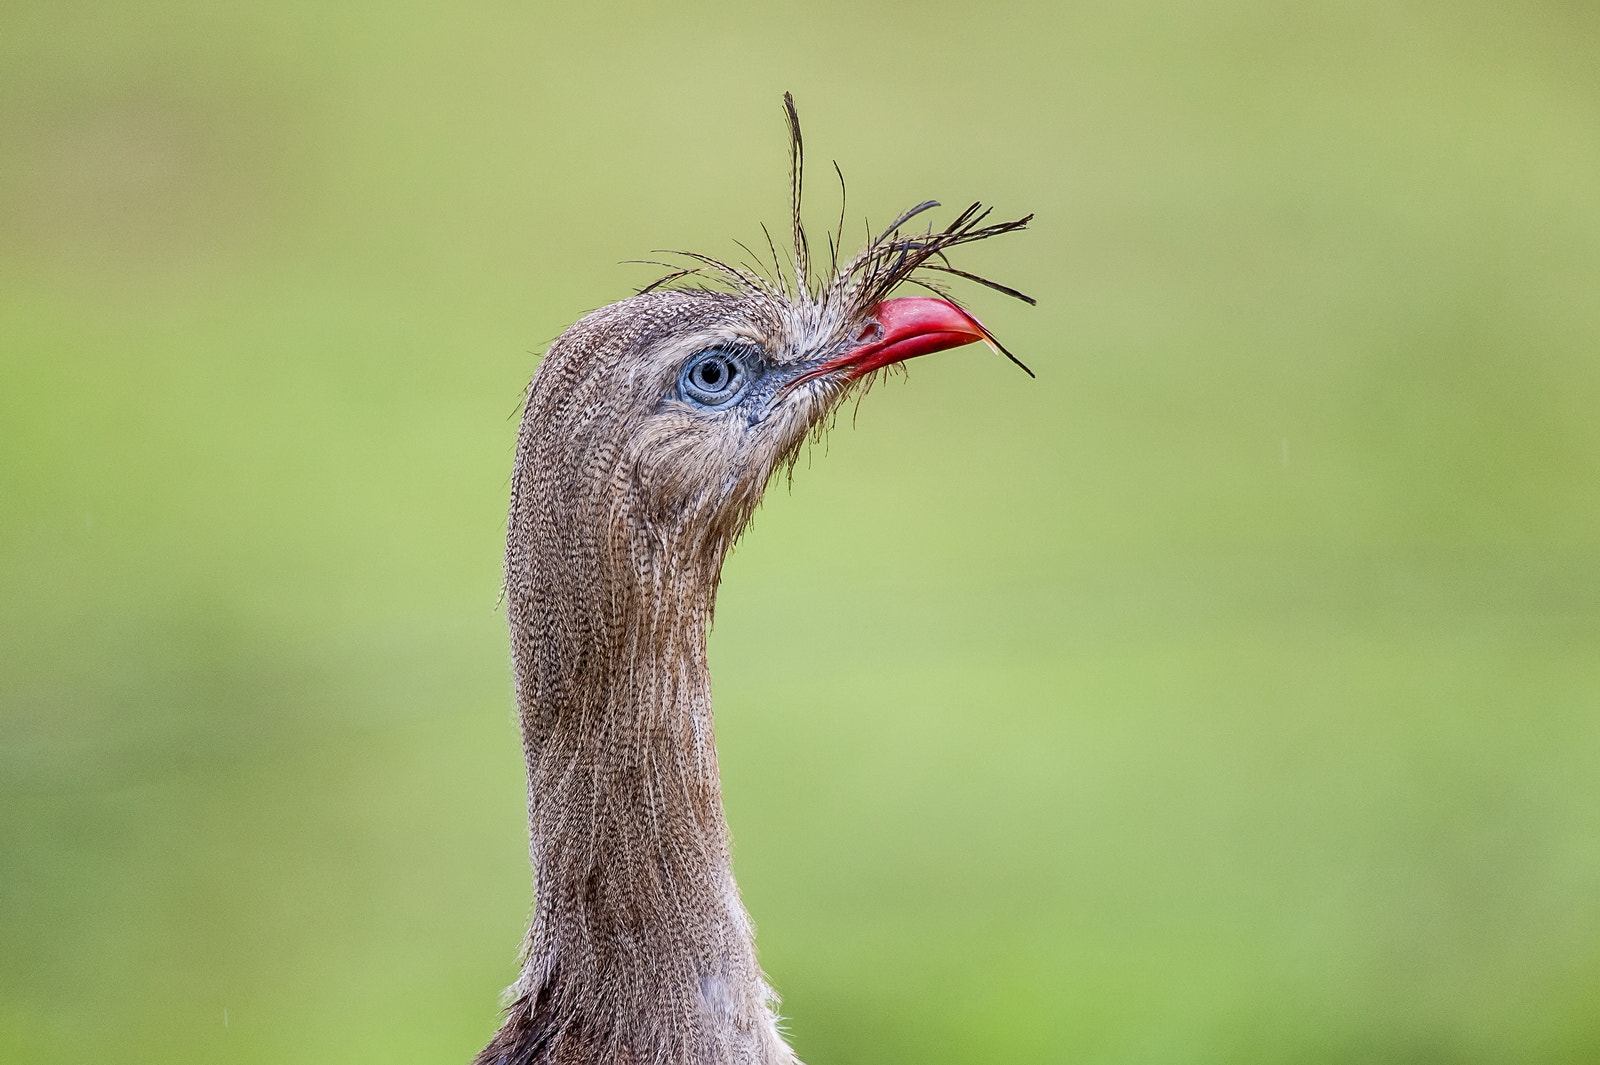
[508,97,1033,626]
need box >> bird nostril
[852,321,884,346]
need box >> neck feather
[481,518,792,1065]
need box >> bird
[473,95,1032,1065]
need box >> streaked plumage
[473,96,1030,1065]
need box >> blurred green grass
[3,1,1599,1062]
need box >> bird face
[519,289,995,571]
[644,292,993,508]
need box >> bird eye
[679,349,748,407]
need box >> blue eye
[679,349,748,407]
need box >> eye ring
[679,348,749,407]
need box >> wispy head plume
[636,93,1036,374]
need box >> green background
[4,2,1599,1062]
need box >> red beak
[822,297,990,381]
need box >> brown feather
[475,99,1031,1065]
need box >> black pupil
[698,360,726,389]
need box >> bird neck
[486,542,793,1065]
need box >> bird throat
[483,504,794,1065]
